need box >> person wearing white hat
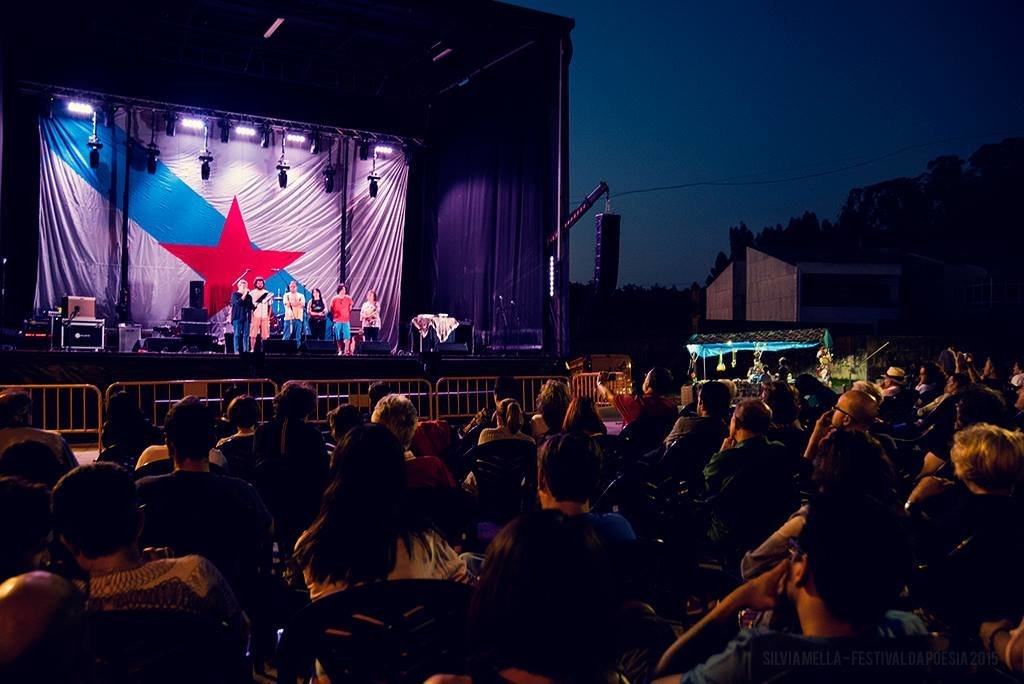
[880,367,906,398]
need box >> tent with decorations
[686,328,834,382]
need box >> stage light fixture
[374,145,393,156]
[358,140,370,161]
[67,101,94,116]
[323,164,336,193]
[235,125,258,137]
[198,124,213,180]
[276,134,290,188]
[285,132,306,144]
[164,111,176,136]
[367,173,380,198]
[260,124,272,148]
[87,111,103,169]
[146,110,160,175]
[218,118,231,143]
[181,117,205,131]
[309,131,321,154]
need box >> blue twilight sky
[515,0,1024,287]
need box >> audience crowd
[1,348,1024,682]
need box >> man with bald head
[0,571,87,682]
[804,388,902,474]
[702,399,800,562]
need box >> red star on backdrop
[161,196,304,312]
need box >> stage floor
[0,349,567,388]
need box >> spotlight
[235,125,258,137]
[218,118,230,143]
[277,164,289,188]
[87,111,103,169]
[323,163,336,193]
[367,173,380,198]
[198,123,213,179]
[285,132,306,144]
[146,143,160,174]
[309,131,321,154]
[374,145,393,156]
[358,140,369,161]
[181,117,205,131]
[67,101,94,116]
[164,111,176,136]
[260,124,272,148]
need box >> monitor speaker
[300,340,337,355]
[181,306,208,322]
[142,337,183,353]
[436,342,469,354]
[189,281,205,309]
[263,338,299,354]
[594,212,621,295]
[356,340,391,355]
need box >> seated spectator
[215,395,260,482]
[136,397,272,604]
[852,379,884,405]
[134,442,228,474]
[879,366,918,423]
[327,403,363,445]
[98,391,162,471]
[0,571,88,682]
[538,432,635,545]
[1011,358,1024,389]
[0,390,76,477]
[908,424,1024,632]
[0,477,51,581]
[741,430,897,579]
[804,388,900,474]
[0,440,70,488]
[662,380,731,485]
[597,367,677,427]
[980,355,1008,392]
[213,384,245,441]
[914,362,946,407]
[981,615,1024,675]
[917,371,969,423]
[762,381,809,470]
[293,424,466,600]
[529,379,572,439]
[253,381,329,552]
[562,396,608,436]
[479,398,535,445]
[793,373,837,426]
[775,356,791,383]
[52,463,244,634]
[373,394,455,489]
[462,376,519,445]
[703,399,799,559]
[426,511,618,684]
[917,385,1008,478]
[654,495,923,683]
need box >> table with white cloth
[410,314,461,352]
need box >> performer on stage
[360,290,381,342]
[307,288,327,340]
[283,280,306,343]
[329,284,354,356]
[228,279,252,353]
[248,277,272,352]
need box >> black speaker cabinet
[300,340,338,355]
[263,338,299,354]
[436,342,469,354]
[181,306,208,322]
[594,212,621,295]
[142,337,183,353]
[189,281,205,309]
[356,340,392,355]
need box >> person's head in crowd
[494,398,526,435]
[226,394,259,433]
[880,366,907,391]
[163,396,216,464]
[729,399,772,442]
[104,391,146,428]
[778,357,789,369]
[794,374,828,400]
[536,380,571,436]
[785,495,912,632]
[367,382,392,416]
[273,381,317,423]
[52,463,140,574]
[719,378,738,401]
[328,404,363,446]
[336,283,347,296]
[642,367,675,397]
[219,385,244,419]
[696,380,732,420]
[950,424,1024,496]
[812,430,896,503]
[311,287,323,303]
[562,396,607,436]
[294,424,411,586]
[852,380,884,406]
[945,372,971,397]
[0,477,51,582]
[0,571,87,682]
[538,432,602,512]
[252,277,266,290]
[467,510,616,681]
[981,355,1004,381]
[493,376,518,405]
[0,441,67,488]
[955,386,1007,430]
[918,362,945,389]
[371,394,418,451]
[0,390,33,429]
[831,389,879,431]
[762,381,801,427]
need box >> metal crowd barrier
[569,371,633,407]
[434,375,570,422]
[104,379,279,430]
[303,378,435,425]
[0,383,104,450]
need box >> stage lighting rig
[146,110,160,174]
[276,134,290,188]
[87,111,103,169]
[260,124,272,148]
[164,111,176,136]
[367,173,380,198]
[323,164,336,193]
[358,140,370,161]
[218,118,231,143]
[198,123,213,180]
[309,130,322,154]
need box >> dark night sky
[516,0,1024,287]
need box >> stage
[0,349,566,389]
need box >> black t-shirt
[136,470,272,602]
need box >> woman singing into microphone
[360,290,381,342]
